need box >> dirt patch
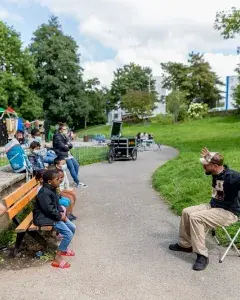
[0,232,57,270]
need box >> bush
[187,103,208,120]
[166,90,188,122]
[150,114,174,125]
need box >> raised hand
[201,147,209,158]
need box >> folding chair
[210,222,240,263]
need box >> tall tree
[84,78,107,127]
[161,62,191,92]
[161,52,223,107]
[29,16,85,126]
[188,52,224,108]
[110,63,156,108]
[0,21,43,120]
[215,7,240,106]
[214,7,240,53]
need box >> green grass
[71,146,107,165]
[79,116,240,244]
[0,157,7,167]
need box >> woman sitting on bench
[33,169,76,269]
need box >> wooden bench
[3,178,52,256]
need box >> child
[28,141,45,174]
[33,169,76,269]
[35,169,45,191]
[54,157,77,221]
[57,169,77,221]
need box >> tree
[214,7,240,106]
[187,52,224,108]
[160,62,191,92]
[161,52,223,108]
[121,90,156,119]
[0,21,43,120]
[29,16,85,126]
[110,63,156,108]
[84,78,107,127]
[214,7,240,53]
[166,90,188,122]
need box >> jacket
[210,167,240,215]
[33,183,62,226]
[28,152,45,172]
[53,132,73,159]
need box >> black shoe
[193,254,209,271]
[68,214,77,221]
[169,243,192,253]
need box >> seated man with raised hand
[169,147,240,271]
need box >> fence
[0,144,108,168]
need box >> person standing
[53,125,87,188]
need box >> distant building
[225,75,239,110]
[153,76,167,115]
[107,76,167,124]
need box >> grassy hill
[79,115,240,244]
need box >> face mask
[205,171,212,176]
[35,136,42,143]
[33,150,40,155]
[61,164,67,171]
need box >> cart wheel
[107,149,114,164]
[132,149,137,161]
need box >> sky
[1,0,240,87]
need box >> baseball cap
[200,152,224,166]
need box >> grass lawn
[79,115,240,245]
[71,146,107,165]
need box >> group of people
[28,124,87,188]
[1,141,240,271]
[136,132,154,141]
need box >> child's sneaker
[75,182,88,188]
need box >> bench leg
[11,232,26,257]
[27,231,48,248]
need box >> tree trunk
[84,117,87,129]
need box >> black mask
[205,171,212,176]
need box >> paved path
[0,146,239,300]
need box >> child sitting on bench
[28,141,45,174]
[54,157,77,221]
[33,169,76,269]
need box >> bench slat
[15,212,33,233]
[28,223,52,231]
[6,186,38,220]
[4,178,38,208]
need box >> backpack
[5,138,33,173]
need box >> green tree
[84,78,107,127]
[161,52,223,108]
[214,7,240,106]
[188,52,224,108]
[0,21,43,120]
[166,90,188,122]
[121,90,156,120]
[214,7,240,53]
[161,62,191,92]
[110,63,156,108]
[29,16,85,126]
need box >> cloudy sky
[1,0,240,87]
